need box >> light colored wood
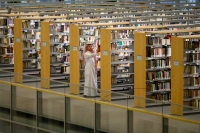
[52,19,98,23]
[80,22,130,27]
[70,25,80,94]
[134,32,146,108]
[107,27,137,30]
[14,18,23,83]
[171,36,184,116]
[178,35,200,39]
[0,13,39,17]
[21,16,67,20]
[41,21,50,89]
[100,28,111,101]
[107,25,168,30]
[146,29,200,34]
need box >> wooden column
[134,32,146,108]
[69,25,80,94]
[41,21,50,89]
[100,29,111,101]
[171,36,184,116]
[14,18,23,83]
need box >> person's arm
[84,51,97,59]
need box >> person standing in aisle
[82,42,99,97]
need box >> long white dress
[84,51,98,96]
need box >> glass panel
[22,74,40,88]
[0,82,11,119]
[12,85,36,126]
[97,90,128,133]
[0,119,10,133]
[12,123,36,133]
[67,86,95,133]
[168,118,200,133]
[39,78,67,94]
[0,70,12,82]
[132,111,163,133]
[37,130,51,133]
[128,95,163,133]
[38,90,65,133]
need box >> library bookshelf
[134,29,200,110]
[171,35,200,116]
[13,16,66,83]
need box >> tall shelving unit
[40,17,69,89]
[171,35,200,116]
[14,16,66,84]
[0,13,39,74]
[79,22,130,96]
[134,29,200,108]
[100,27,135,101]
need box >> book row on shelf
[0,18,14,26]
[147,93,171,102]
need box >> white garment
[84,51,98,96]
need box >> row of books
[60,66,70,74]
[184,53,200,62]
[0,18,14,26]
[147,82,171,92]
[50,35,68,43]
[80,60,85,68]
[50,46,57,52]
[0,47,7,54]
[0,37,14,45]
[22,20,36,29]
[184,89,200,99]
[111,43,132,50]
[184,77,200,86]
[111,31,130,40]
[111,54,119,62]
[50,55,58,63]
[184,40,200,51]
[0,29,8,35]
[23,61,32,68]
[111,77,117,84]
[22,31,33,39]
[147,93,171,101]
[147,59,171,68]
[184,100,200,108]
[23,51,29,58]
[147,71,171,80]
[146,47,171,57]
[23,41,32,48]
[184,65,200,74]
[146,36,171,46]
[80,71,85,79]
[0,57,12,64]
[50,66,57,73]
[0,47,13,55]
[50,24,69,33]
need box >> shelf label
[174,60,179,66]
[137,55,142,60]
[42,42,47,46]
[16,38,20,43]
[73,46,78,51]
[103,50,108,56]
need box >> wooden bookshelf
[134,32,146,108]
[41,21,50,88]
[14,18,23,83]
[100,28,111,101]
[69,25,80,94]
[171,35,200,116]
